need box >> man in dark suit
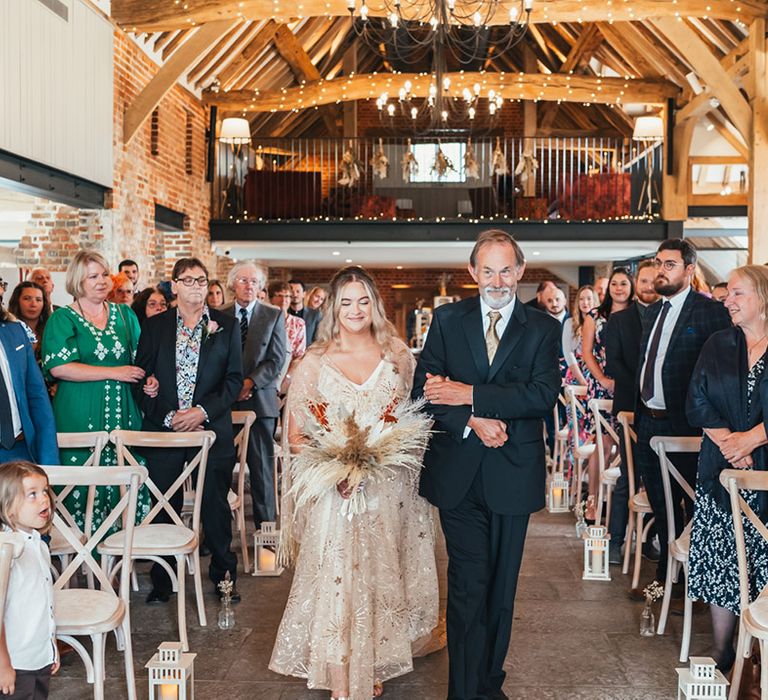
[633,239,730,584]
[288,279,320,345]
[135,257,243,602]
[0,311,59,465]
[604,259,658,563]
[414,230,561,700]
[524,279,555,311]
[223,262,286,526]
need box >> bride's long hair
[313,266,400,358]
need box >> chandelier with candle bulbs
[348,0,533,130]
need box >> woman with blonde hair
[41,250,154,532]
[687,264,768,673]
[270,266,438,700]
[305,285,327,311]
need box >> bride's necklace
[76,300,107,326]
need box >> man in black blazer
[222,262,286,526]
[633,239,730,583]
[604,259,658,562]
[414,230,561,700]
[288,279,320,345]
[134,258,243,602]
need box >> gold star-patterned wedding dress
[269,342,439,699]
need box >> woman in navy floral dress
[580,268,633,520]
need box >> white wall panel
[0,0,113,187]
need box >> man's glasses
[235,277,261,286]
[652,259,683,272]
[175,276,209,287]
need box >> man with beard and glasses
[632,239,730,589]
[604,259,660,565]
[414,229,561,700]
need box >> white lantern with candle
[582,525,611,581]
[547,473,570,513]
[253,521,284,577]
[146,642,196,700]
[676,657,728,699]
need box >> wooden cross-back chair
[46,464,146,700]
[99,429,215,652]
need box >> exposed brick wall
[268,264,570,338]
[14,32,220,282]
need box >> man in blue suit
[0,308,59,465]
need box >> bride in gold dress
[269,266,439,700]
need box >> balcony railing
[213,136,663,223]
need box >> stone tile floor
[51,510,705,699]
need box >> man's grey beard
[480,286,514,310]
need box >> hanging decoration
[338,142,362,188]
[431,141,455,180]
[464,139,480,180]
[371,138,389,179]
[514,149,539,184]
[491,137,508,176]
[402,138,419,182]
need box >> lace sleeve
[277,349,323,567]
[389,339,417,399]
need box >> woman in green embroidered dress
[41,250,154,532]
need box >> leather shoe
[215,582,241,604]
[146,588,170,604]
[642,539,661,562]
[609,543,622,566]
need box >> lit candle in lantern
[159,685,179,700]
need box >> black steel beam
[0,149,107,209]
[210,219,678,243]
[688,205,748,218]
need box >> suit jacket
[0,321,59,464]
[634,289,731,432]
[290,306,320,345]
[222,301,286,418]
[604,303,644,415]
[133,308,243,462]
[413,296,562,514]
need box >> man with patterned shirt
[134,257,243,603]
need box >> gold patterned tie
[485,310,502,363]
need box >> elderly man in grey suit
[223,261,287,525]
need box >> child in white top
[0,461,57,699]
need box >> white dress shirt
[4,528,56,670]
[639,285,692,410]
[235,299,258,325]
[464,296,517,438]
[0,339,22,439]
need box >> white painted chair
[616,411,656,589]
[231,410,256,574]
[46,464,147,700]
[551,392,569,475]
[650,435,702,663]
[720,468,768,700]
[51,432,109,585]
[0,532,24,639]
[588,398,621,528]
[99,430,216,652]
[565,384,595,506]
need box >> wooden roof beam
[203,72,679,111]
[123,19,238,144]
[113,0,768,33]
[273,24,340,135]
[653,16,751,142]
[217,20,279,90]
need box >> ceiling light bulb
[332,251,340,256]
[509,5,519,21]
[387,103,395,116]
[429,83,437,98]
[346,0,355,9]
[389,11,398,26]
[441,110,448,121]
[404,80,412,93]
[443,76,451,91]
[473,11,482,26]
[473,82,481,96]
[495,95,503,107]
[468,106,476,119]
[411,106,418,119]
[489,102,497,115]
[488,89,496,100]
[429,15,438,29]
[448,0,455,9]
[399,87,406,100]
[524,0,533,10]
[706,123,715,131]
[462,87,472,102]
[360,3,369,19]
